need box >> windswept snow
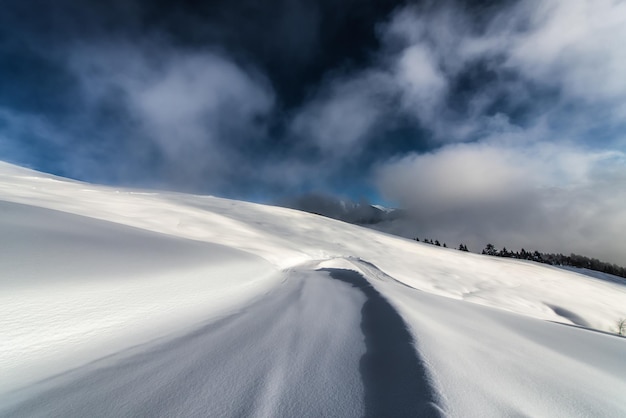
[558,265,626,286]
[0,200,277,393]
[1,162,623,331]
[3,268,367,417]
[348,257,626,417]
[1,161,625,417]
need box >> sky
[1,0,625,264]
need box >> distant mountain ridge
[278,193,404,225]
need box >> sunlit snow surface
[1,161,625,417]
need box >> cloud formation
[299,0,626,146]
[68,43,274,189]
[291,71,395,156]
[359,0,626,263]
[282,0,626,263]
[0,0,625,262]
[376,140,626,264]
[507,0,626,109]
[0,0,403,194]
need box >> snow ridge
[322,268,444,417]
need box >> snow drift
[1,161,624,417]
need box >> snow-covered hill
[1,161,625,417]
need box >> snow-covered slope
[1,161,625,417]
[558,265,626,286]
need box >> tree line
[414,237,449,248]
[414,237,470,252]
[480,243,626,279]
[413,237,626,279]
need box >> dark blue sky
[1,0,625,263]
[0,0,509,199]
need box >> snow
[340,257,626,417]
[1,161,625,416]
[0,200,277,394]
[371,204,396,213]
[558,265,626,286]
[4,268,366,417]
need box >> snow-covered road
[4,268,443,417]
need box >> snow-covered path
[321,268,442,417]
[3,267,447,418]
[8,259,624,418]
[0,269,357,416]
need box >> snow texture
[1,161,625,417]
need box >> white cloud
[506,0,626,106]
[375,140,626,265]
[394,44,448,121]
[68,42,274,186]
[128,53,273,156]
[375,0,626,140]
[290,71,394,155]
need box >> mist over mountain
[278,193,404,225]
[282,192,626,277]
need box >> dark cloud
[0,0,404,105]
[0,0,411,195]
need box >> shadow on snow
[320,268,444,418]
